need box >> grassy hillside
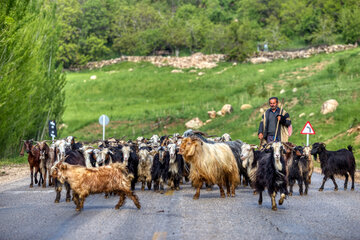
[60,48,360,166]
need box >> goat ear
[60,163,67,170]
[187,144,196,157]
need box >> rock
[217,111,224,116]
[259,108,265,113]
[321,99,339,114]
[233,62,237,66]
[189,69,197,73]
[90,75,97,80]
[207,111,217,119]
[128,68,134,72]
[280,89,285,94]
[171,69,183,73]
[221,104,233,115]
[299,113,306,118]
[309,112,314,117]
[258,69,265,73]
[198,72,205,76]
[59,123,68,129]
[249,57,272,64]
[205,119,212,124]
[292,88,297,93]
[185,118,204,129]
[83,80,86,83]
[240,104,252,110]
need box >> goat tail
[347,145,353,153]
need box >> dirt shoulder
[0,164,29,185]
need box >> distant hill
[62,48,360,166]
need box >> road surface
[0,173,359,240]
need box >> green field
[57,48,360,166]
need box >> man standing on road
[258,97,291,144]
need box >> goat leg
[115,192,126,209]
[141,181,145,191]
[279,193,286,205]
[126,191,141,209]
[54,178,61,203]
[258,191,263,205]
[218,184,225,198]
[42,167,47,188]
[29,166,34,188]
[344,173,349,190]
[65,182,71,202]
[298,178,303,196]
[351,172,355,191]
[271,192,277,211]
[147,180,152,190]
[330,175,338,191]
[193,180,202,200]
[319,176,328,191]
[159,178,164,194]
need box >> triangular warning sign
[300,121,315,135]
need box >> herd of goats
[19,129,356,211]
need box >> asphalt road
[0,173,359,240]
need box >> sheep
[288,146,309,196]
[179,136,240,199]
[254,142,288,211]
[311,143,356,191]
[51,162,141,212]
[137,146,154,191]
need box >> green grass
[59,48,360,167]
[0,156,27,167]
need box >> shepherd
[258,97,292,144]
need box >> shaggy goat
[179,136,240,199]
[240,143,261,191]
[254,142,288,211]
[137,147,154,190]
[121,144,139,190]
[51,162,141,211]
[311,143,356,191]
[303,146,314,184]
[288,146,309,196]
[52,150,86,203]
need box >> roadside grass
[0,156,27,167]
[59,48,360,167]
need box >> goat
[121,144,139,190]
[179,136,240,199]
[254,142,288,211]
[240,143,261,193]
[20,140,42,188]
[152,146,169,193]
[52,150,86,203]
[93,148,113,166]
[167,143,183,190]
[288,146,309,196]
[303,146,314,184]
[51,162,141,211]
[137,146,154,190]
[311,143,356,191]
[38,141,51,187]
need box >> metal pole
[103,116,105,141]
[306,134,309,147]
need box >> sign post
[99,115,109,141]
[300,121,315,146]
[48,120,57,142]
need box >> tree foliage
[0,0,65,157]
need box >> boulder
[185,118,204,129]
[171,69,183,73]
[221,104,233,115]
[90,75,97,80]
[321,99,339,115]
[217,111,224,116]
[205,119,212,124]
[299,113,306,118]
[240,104,252,110]
[207,111,217,119]
[280,89,285,94]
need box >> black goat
[120,144,139,191]
[152,146,169,193]
[288,146,309,196]
[255,142,288,211]
[311,143,356,191]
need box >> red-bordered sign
[300,121,315,135]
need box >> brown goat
[179,137,240,199]
[38,141,52,187]
[51,162,141,211]
[303,146,314,184]
[20,140,42,188]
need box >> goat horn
[192,131,210,137]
